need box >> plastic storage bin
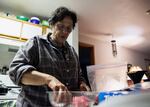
[87,62,128,92]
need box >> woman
[8,7,89,107]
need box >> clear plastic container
[87,62,128,92]
[47,91,98,107]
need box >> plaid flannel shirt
[8,35,85,107]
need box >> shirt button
[66,69,69,72]
[66,58,69,61]
[66,83,69,86]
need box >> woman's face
[51,16,73,45]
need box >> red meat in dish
[72,96,89,107]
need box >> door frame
[79,42,95,65]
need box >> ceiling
[0,0,150,55]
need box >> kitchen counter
[0,74,19,88]
[0,88,19,100]
[0,88,19,107]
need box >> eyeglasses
[56,23,72,33]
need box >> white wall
[79,35,150,70]
[67,23,79,54]
[0,44,19,68]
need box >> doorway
[79,42,95,88]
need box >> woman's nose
[62,30,70,35]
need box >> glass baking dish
[47,91,98,107]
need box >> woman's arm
[21,70,50,85]
[21,70,68,91]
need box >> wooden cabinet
[0,16,79,53]
[0,16,43,40]
[42,27,51,36]
[0,17,22,37]
[21,23,42,39]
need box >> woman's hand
[46,75,67,91]
[46,75,71,105]
[80,82,90,91]
[52,88,72,106]
[47,76,71,107]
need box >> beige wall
[79,35,150,70]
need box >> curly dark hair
[48,7,77,29]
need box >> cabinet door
[21,23,42,39]
[46,27,51,35]
[0,17,22,37]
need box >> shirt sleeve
[8,36,39,86]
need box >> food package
[87,62,128,92]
